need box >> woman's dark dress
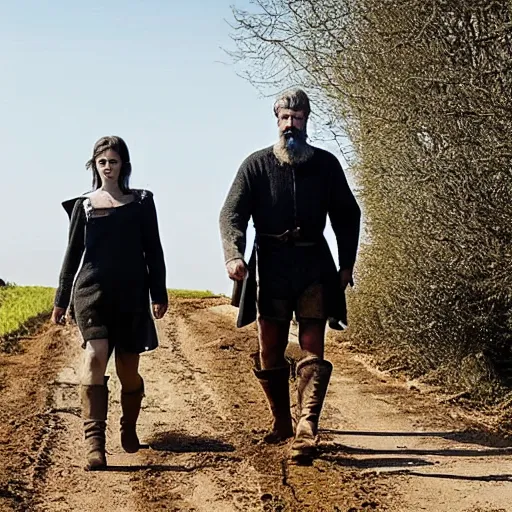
[54,189,168,353]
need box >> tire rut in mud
[0,325,75,512]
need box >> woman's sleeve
[142,193,168,305]
[54,200,86,308]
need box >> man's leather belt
[256,228,319,246]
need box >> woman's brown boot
[81,380,109,471]
[120,377,145,453]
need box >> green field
[0,286,55,338]
[168,289,219,299]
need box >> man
[219,89,360,462]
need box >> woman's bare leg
[82,339,110,384]
[115,351,142,391]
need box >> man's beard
[273,127,314,165]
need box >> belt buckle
[283,227,301,245]
[290,227,301,242]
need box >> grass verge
[168,289,221,299]
[0,286,55,352]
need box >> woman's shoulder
[131,189,154,202]
[133,188,153,198]
[61,192,90,218]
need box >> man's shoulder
[311,146,340,162]
[310,146,344,173]
[240,146,275,168]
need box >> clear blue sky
[0,1,351,295]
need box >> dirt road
[1,297,512,511]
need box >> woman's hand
[152,303,168,319]
[51,306,67,325]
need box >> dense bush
[230,0,512,400]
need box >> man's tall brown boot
[81,379,109,471]
[290,357,333,463]
[120,377,144,453]
[253,363,294,443]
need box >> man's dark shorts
[258,281,328,322]
[256,243,334,323]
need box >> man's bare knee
[260,347,285,369]
[258,317,289,369]
[298,319,326,359]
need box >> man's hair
[273,88,311,119]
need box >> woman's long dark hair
[86,136,132,193]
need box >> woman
[52,136,168,471]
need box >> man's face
[277,108,307,135]
[273,105,313,165]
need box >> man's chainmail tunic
[220,145,361,305]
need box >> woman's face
[95,149,122,185]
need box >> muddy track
[1,298,512,511]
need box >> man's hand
[152,303,168,319]
[226,258,247,281]
[340,268,353,290]
[51,306,67,325]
